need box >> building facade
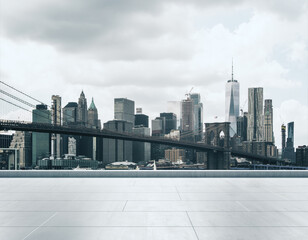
[264,99,274,143]
[189,93,203,141]
[77,91,88,125]
[247,87,263,141]
[51,95,61,159]
[88,98,101,129]
[225,71,239,136]
[103,120,133,164]
[63,102,78,125]
[181,97,194,141]
[160,112,177,134]
[132,127,151,163]
[32,104,51,166]
[114,98,135,124]
[135,114,149,128]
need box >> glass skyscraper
[247,87,263,141]
[225,67,239,137]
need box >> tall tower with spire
[225,61,240,136]
[88,98,101,129]
[77,90,88,125]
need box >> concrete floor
[0,177,308,240]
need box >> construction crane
[240,99,247,116]
[185,87,194,98]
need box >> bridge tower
[204,122,231,169]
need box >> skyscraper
[88,98,101,129]
[167,101,181,129]
[236,112,248,141]
[63,102,78,125]
[264,99,274,143]
[32,104,51,166]
[247,87,263,141]
[181,97,194,141]
[103,120,133,163]
[287,122,294,147]
[160,112,177,134]
[284,122,295,163]
[190,93,203,141]
[225,64,240,136]
[114,98,135,124]
[77,91,88,125]
[51,95,61,159]
[281,124,286,151]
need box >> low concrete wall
[0,170,308,178]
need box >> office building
[132,127,151,163]
[281,124,286,151]
[63,102,78,125]
[287,122,294,147]
[51,95,61,159]
[77,91,88,125]
[283,122,295,163]
[264,99,274,143]
[135,114,149,127]
[296,145,308,166]
[114,98,135,124]
[10,131,32,169]
[165,148,185,163]
[190,93,203,141]
[88,98,101,129]
[236,112,247,141]
[103,120,133,164]
[167,101,181,129]
[32,104,51,167]
[225,66,239,136]
[160,113,177,134]
[181,97,194,141]
[247,88,263,141]
[152,117,165,136]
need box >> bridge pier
[207,150,230,170]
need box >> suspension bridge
[0,81,284,169]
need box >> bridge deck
[1,172,308,240]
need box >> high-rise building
[284,122,295,163]
[135,114,149,127]
[132,127,151,163]
[189,93,203,141]
[296,145,308,166]
[88,98,101,129]
[281,124,286,151]
[236,112,248,141]
[103,120,133,164]
[167,101,181,129]
[10,131,32,169]
[51,95,61,159]
[114,98,135,124]
[264,99,274,143]
[287,122,294,147]
[160,112,177,134]
[247,87,263,141]
[77,91,88,125]
[63,102,78,125]
[165,148,185,163]
[152,117,165,136]
[32,104,51,166]
[181,97,194,141]
[225,65,240,136]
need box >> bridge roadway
[0,120,281,164]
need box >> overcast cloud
[0,0,307,148]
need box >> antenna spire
[231,58,234,81]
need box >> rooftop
[1,170,308,240]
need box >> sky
[0,0,307,148]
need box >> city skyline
[0,0,307,148]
